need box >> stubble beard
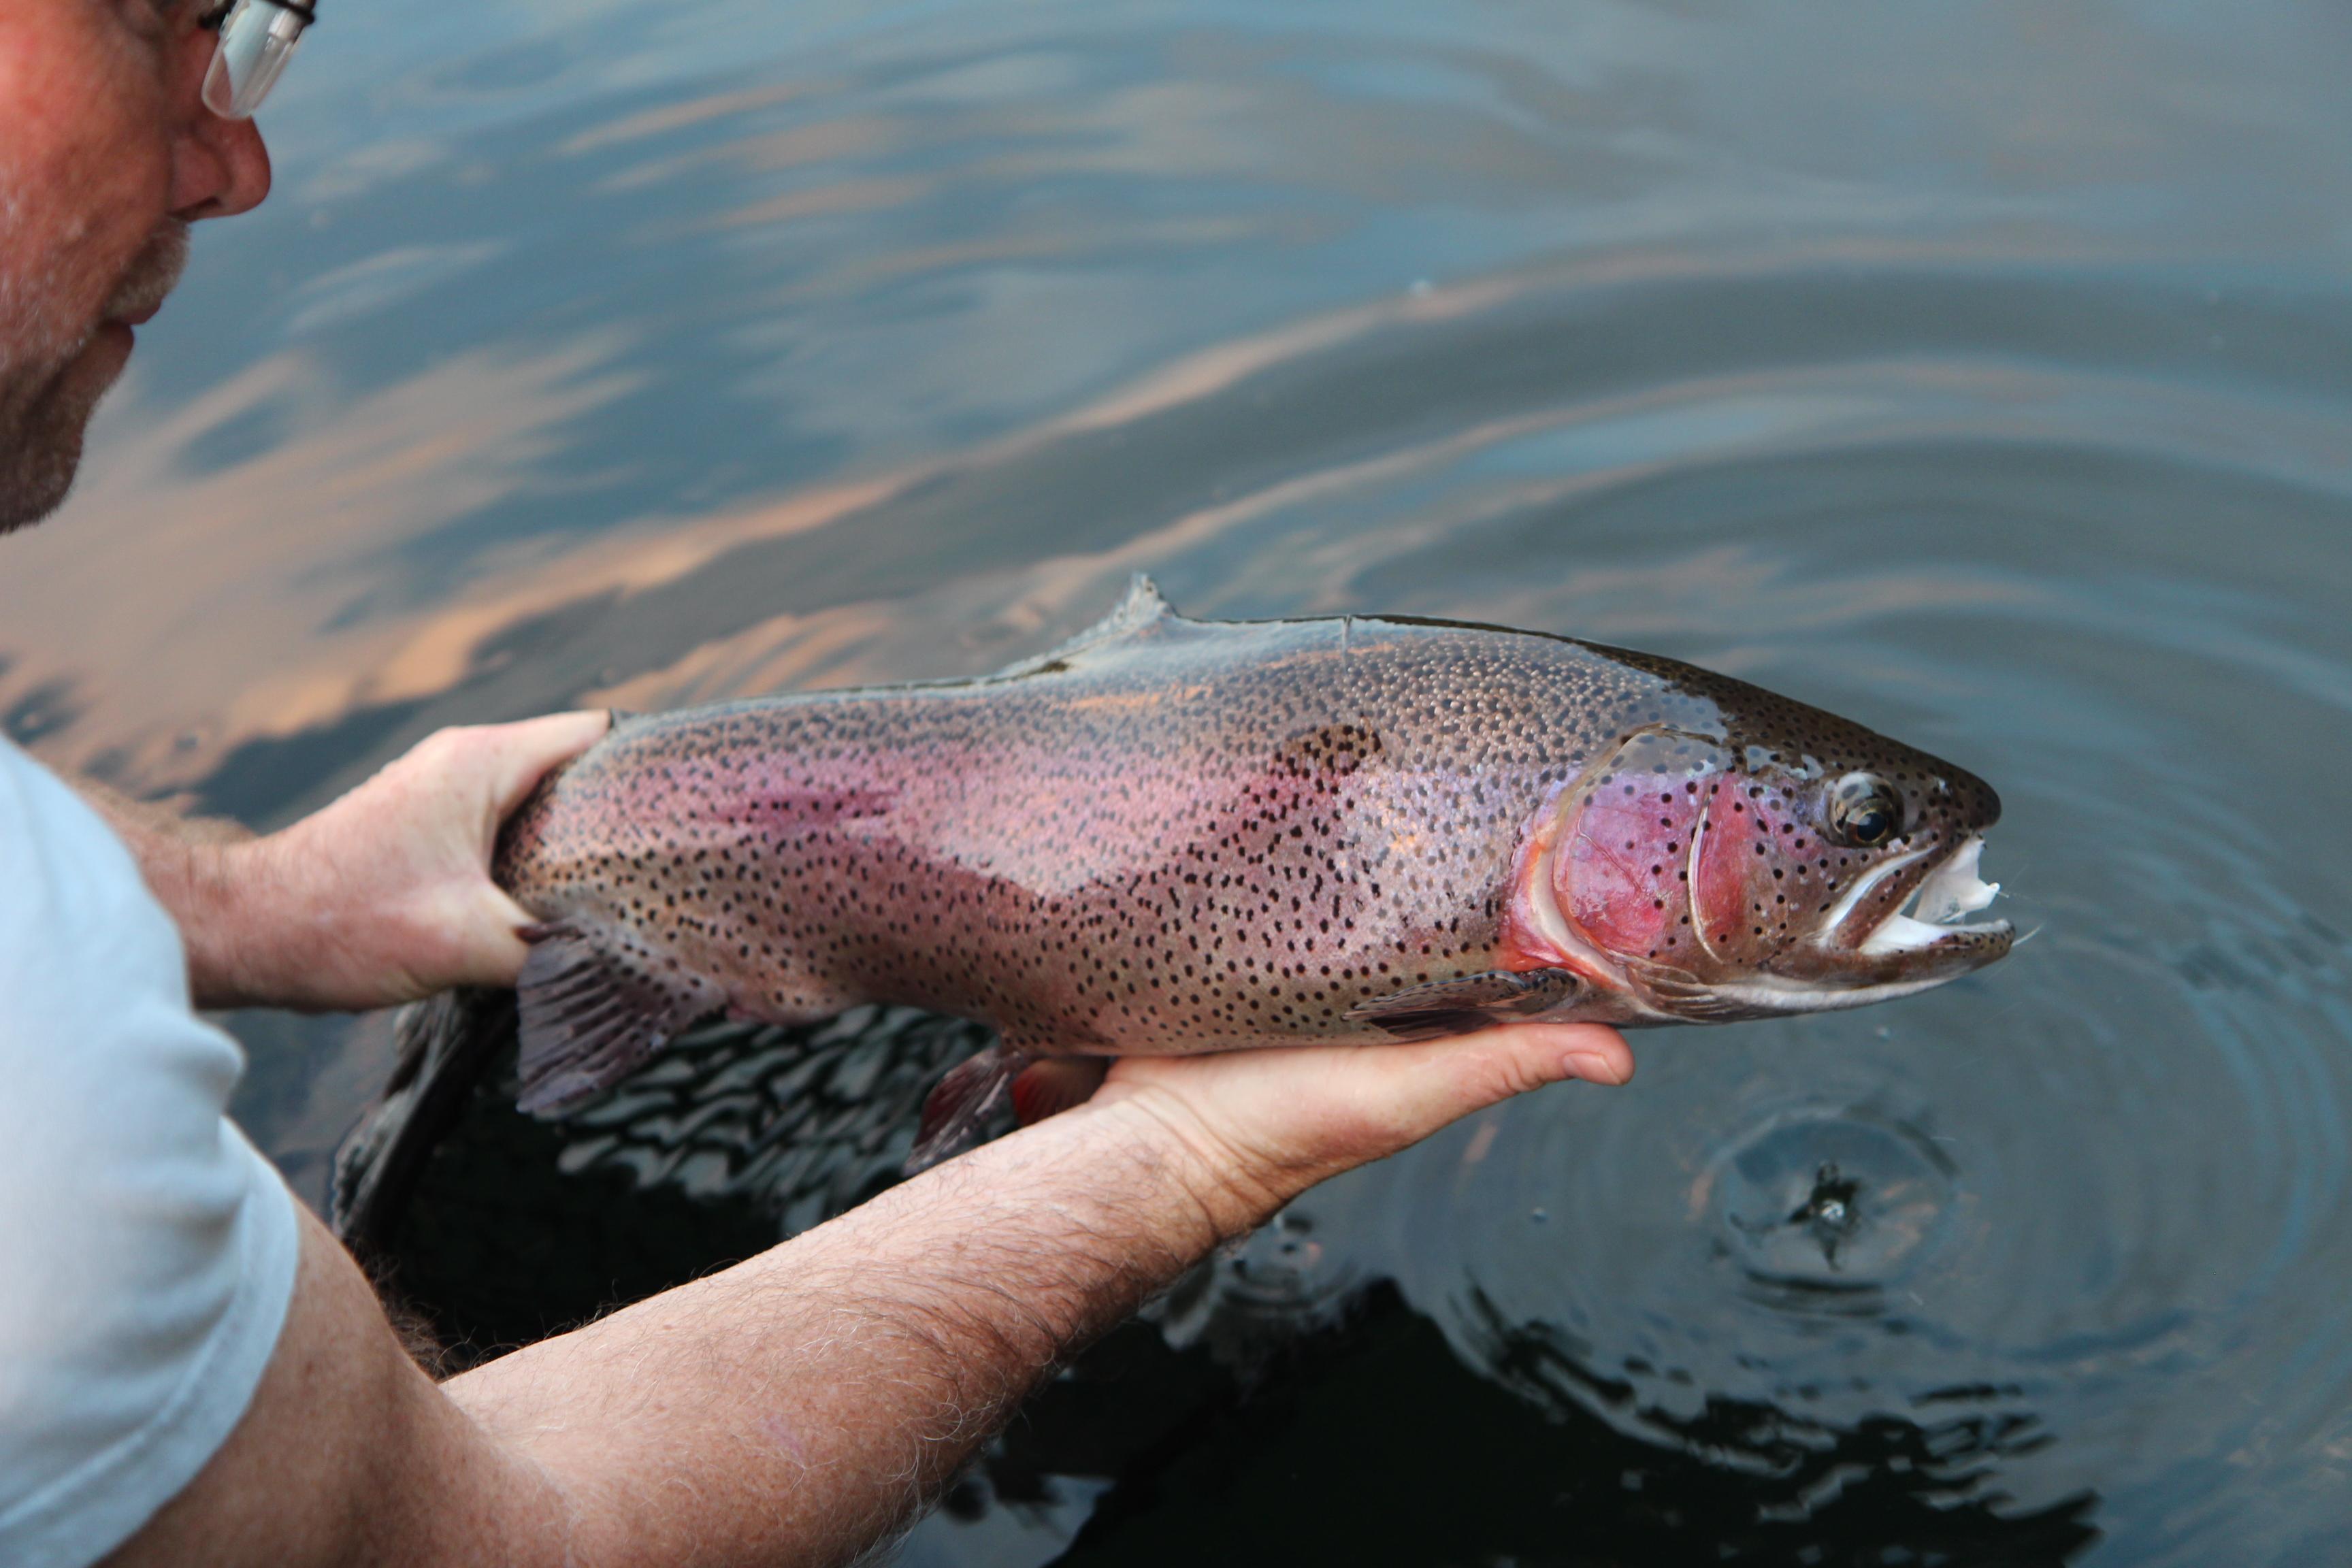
[0,184,188,535]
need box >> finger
[1109,1021,1634,1125]
[476,710,613,818]
[464,898,538,987]
[1528,1020,1635,1087]
[1094,1022,1637,1220]
[408,877,546,990]
[1346,1022,1633,1144]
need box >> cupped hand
[199,711,610,1011]
[1085,1021,1633,1236]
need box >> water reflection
[6,0,2351,1561]
[979,1283,2103,1567]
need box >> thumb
[482,710,613,819]
[460,710,610,985]
[1412,1020,1635,1125]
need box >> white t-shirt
[0,738,299,1567]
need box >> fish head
[1520,703,2010,1022]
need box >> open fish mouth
[1592,830,2015,1024]
[1635,834,2013,1022]
[1853,834,2010,960]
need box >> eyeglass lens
[201,0,314,120]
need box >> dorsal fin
[992,574,1177,679]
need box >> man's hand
[86,712,610,1011]
[1092,1021,1633,1237]
[431,1019,1638,1568]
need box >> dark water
[9,0,2352,1561]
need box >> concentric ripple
[1254,276,2352,1565]
[370,264,2352,1565]
[1708,1109,1959,1304]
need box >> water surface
[9,1,2352,1562]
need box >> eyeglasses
[197,0,316,120]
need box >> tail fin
[330,987,517,1264]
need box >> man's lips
[97,220,191,333]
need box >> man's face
[0,0,270,532]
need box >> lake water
[10,1,2352,1561]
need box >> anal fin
[908,1043,1026,1175]
[514,921,724,1115]
[1347,968,1588,1043]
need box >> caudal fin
[514,921,724,1115]
[330,987,516,1264]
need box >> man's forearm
[444,1094,1255,1567]
[71,777,269,1008]
[70,715,610,1012]
[105,1015,1624,1568]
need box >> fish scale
[493,578,2010,1168]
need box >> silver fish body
[496,581,2010,1154]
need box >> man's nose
[166,29,274,220]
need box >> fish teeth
[1861,836,2003,956]
[1912,835,2001,926]
[1859,911,1957,956]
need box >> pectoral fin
[1347,968,1588,1042]
[514,921,724,1115]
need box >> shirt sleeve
[0,741,300,1568]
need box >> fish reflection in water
[332,993,1007,1291]
[338,1004,2098,1563]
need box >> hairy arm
[110,1021,1633,1568]
[444,1096,1239,1563]
[76,712,610,1010]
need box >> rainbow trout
[498,579,2010,1166]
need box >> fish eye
[1826,772,1904,848]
